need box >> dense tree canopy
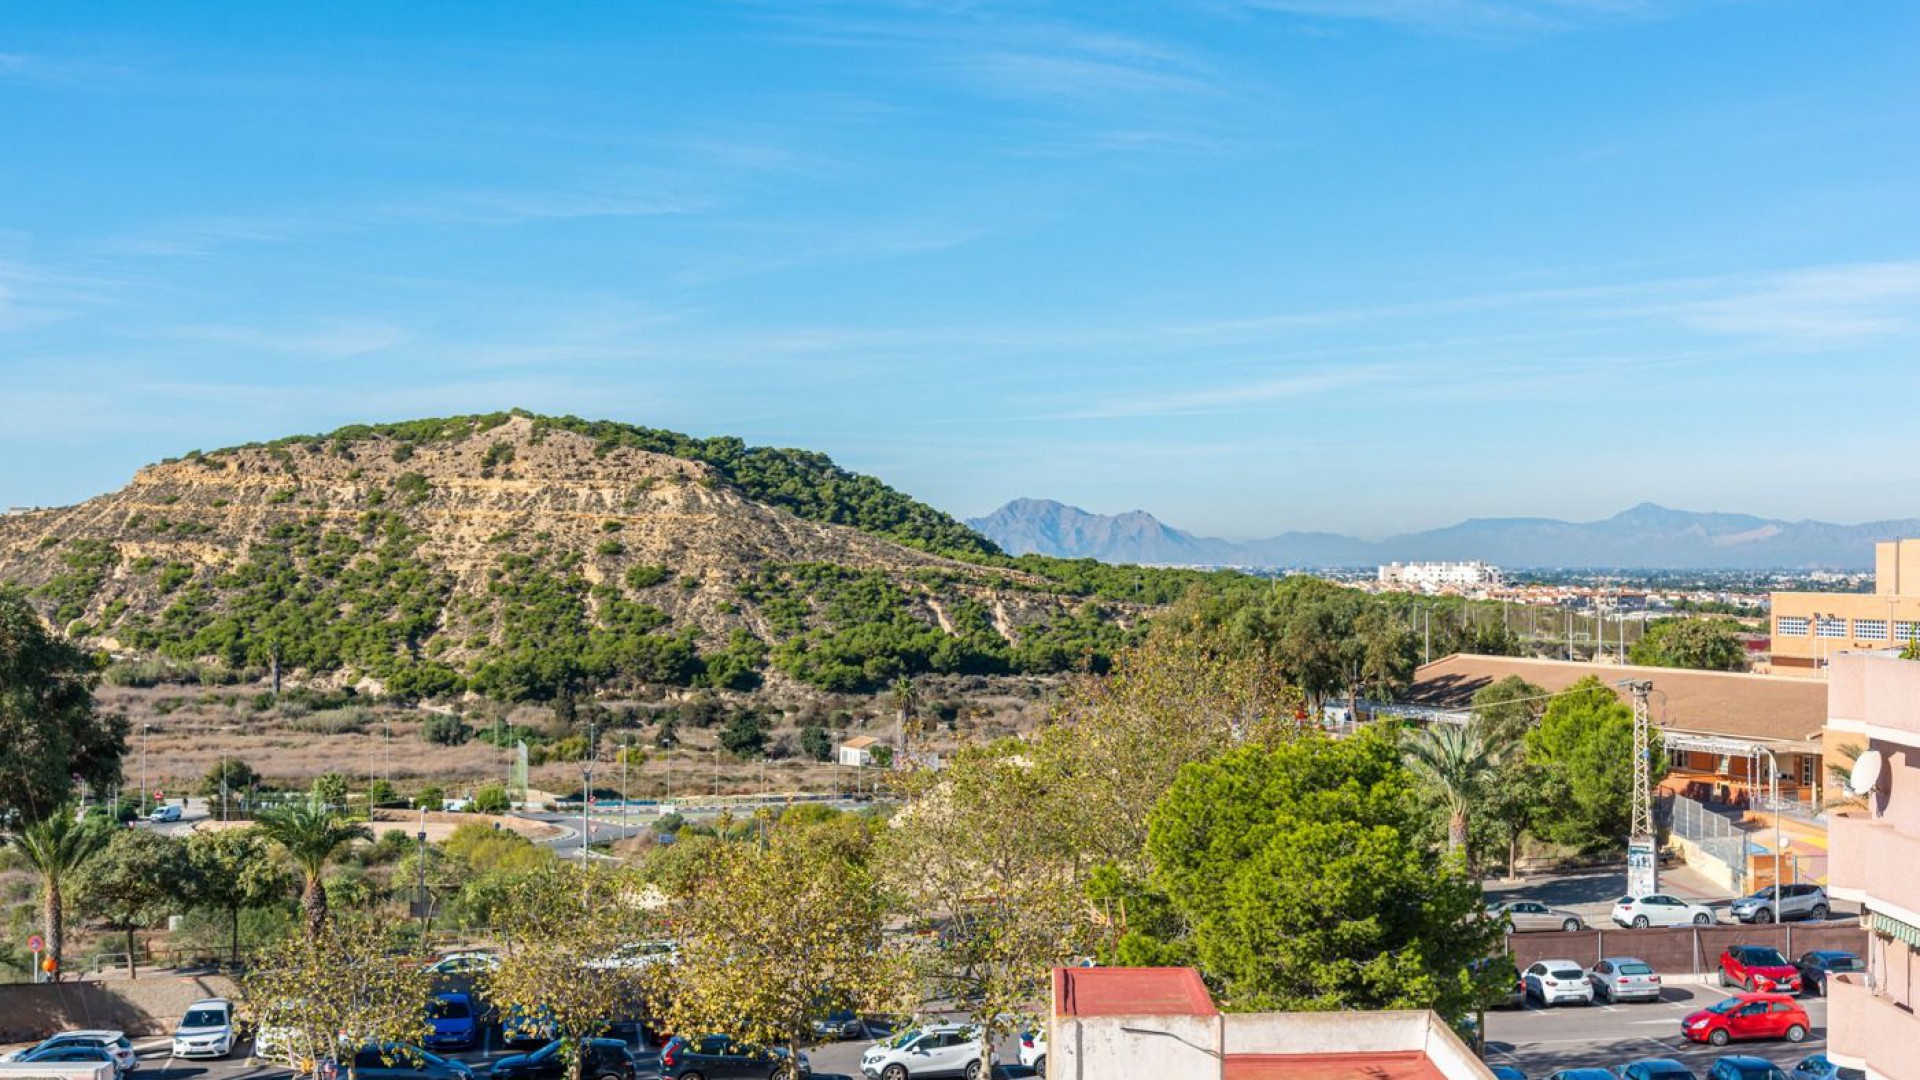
[0,588,125,824]
[1525,678,1666,851]
[1128,729,1501,1019]
[1628,618,1746,671]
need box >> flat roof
[1053,966,1218,1018]
[1403,654,1828,746]
[1226,1052,1448,1080]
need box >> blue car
[426,992,478,1051]
[1493,1067,1527,1080]
[1790,1055,1864,1080]
[1619,1059,1696,1080]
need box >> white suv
[1522,959,1595,1007]
[172,999,235,1059]
[1018,1030,1047,1077]
[861,1024,982,1080]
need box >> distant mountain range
[966,498,1917,570]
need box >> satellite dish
[1848,749,1885,797]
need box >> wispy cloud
[1228,0,1666,38]
[1671,262,1920,341]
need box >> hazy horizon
[3,3,1917,536]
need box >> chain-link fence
[1668,794,1750,892]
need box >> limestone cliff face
[0,415,1100,687]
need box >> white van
[172,999,234,1059]
[148,804,182,823]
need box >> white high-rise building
[1378,560,1504,591]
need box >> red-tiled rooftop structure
[1047,967,1490,1080]
[1054,966,1217,1019]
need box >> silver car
[1730,884,1830,924]
[1488,900,1586,933]
[1587,957,1662,1003]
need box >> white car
[1018,1030,1047,1077]
[861,1024,983,1080]
[1611,893,1716,928]
[172,999,235,1059]
[1522,960,1595,1007]
[423,951,500,976]
[3,1032,138,1074]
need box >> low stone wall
[0,973,239,1043]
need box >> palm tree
[9,808,109,982]
[252,798,371,938]
[1404,723,1495,856]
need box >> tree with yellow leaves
[644,814,904,1080]
[238,918,433,1080]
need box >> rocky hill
[0,413,1147,699]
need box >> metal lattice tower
[1626,680,1655,839]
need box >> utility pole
[1623,680,1657,898]
[581,722,596,860]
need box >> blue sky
[3,1,1917,538]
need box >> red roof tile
[1053,967,1219,1018]
[1225,1052,1448,1080]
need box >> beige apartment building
[1771,539,1920,672]
[1825,651,1920,1080]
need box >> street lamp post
[581,722,596,860]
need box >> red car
[1719,945,1804,993]
[1682,992,1811,1046]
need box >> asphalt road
[1485,982,1831,1076]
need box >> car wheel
[1562,918,1580,932]
[1633,915,1650,928]
[1708,1029,1730,1047]
[599,1072,623,1080]
[883,1067,908,1080]
[1694,913,1711,925]
[1746,976,1759,993]
[965,1061,983,1080]
[1786,1023,1807,1043]
[1717,969,1728,987]
[1811,904,1829,920]
[681,1073,705,1080]
[1035,1055,1046,1078]
[1756,908,1774,923]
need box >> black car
[658,1035,809,1080]
[1793,950,1865,996]
[490,1039,637,1080]
[341,1045,476,1080]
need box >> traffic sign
[27,934,43,951]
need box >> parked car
[491,1039,638,1080]
[1681,993,1811,1046]
[1730,884,1830,924]
[424,951,500,977]
[1788,1055,1865,1080]
[1492,1068,1527,1080]
[1545,1071,1615,1080]
[810,1010,867,1040]
[659,1035,809,1079]
[3,1032,138,1074]
[425,993,478,1052]
[172,999,236,1059]
[1588,957,1662,1003]
[1618,1059,1696,1080]
[1793,950,1865,996]
[1706,1057,1792,1080]
[1719,946,1804,994]
[148,804,182,823]
[337,1045,475,1080]
[501,1006,559,1048]
[1612,894,1717,928]
[1487,900,1586,933]
[860,1024,982,1080]
[1018,1031,1047,1077]
[13,1046,120,1071]
[1523,960,1594,1007]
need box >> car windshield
[1747,887,1777,900]
[430,999,470,1019]
[1707,998,1743,1015]
[1729,1066,1784,1080]
[1619,963,1654,976]
[1744,948,1788,967]
[882,1030,924,1050]
[529,1043,559,1062]
[1550,968,1583,980]
[1824,954,1864,971]
[1647,1068,1692,1080]
[182,1010,227,1028]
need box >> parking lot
[1486,983,1829,1076]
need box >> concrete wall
[0,973,238,1043]
[1507,924,1866,976]
[1054,1013,1221,1080]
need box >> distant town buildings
[1377,561,1503,593]
[1771,538,1920,674]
